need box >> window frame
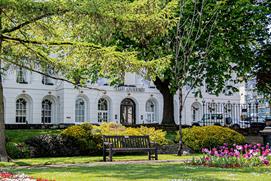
[41,99,52,124]
[16,68,28,84]
[75,98,85,123]
[145,100,155,123]
[98,98,109,122]
[16,98,27,123]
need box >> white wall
[3,70,241,126]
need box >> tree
[0,0,137,162]
[76,0,270,127]
[66,0,270,153]
[173,0,270,155]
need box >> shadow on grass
[8,163,271,181]
[13,161,32,166]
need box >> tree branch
[2,59,104,92]
[1,10,67,34]
[2,35,102,49]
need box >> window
[16,68,27,84]
[42,76,54,85]
[42,99,52,123]
[191,102,201,122]
[98,98,108,122]
[75,98,85,122]
[145,100,155,123]
[42,69,54,85]
[16,98,27,123]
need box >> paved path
[7,159,191,169]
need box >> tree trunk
[177,90,183,156]
[0,70,8,162]
[0,8,8,162]
[154,77,176,125]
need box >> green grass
[4,163,271,181]
[5,129,61,143]
[0,154,197,167]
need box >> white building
[3,68,242,126]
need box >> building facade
[3,68,242,126]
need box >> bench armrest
[150,142,158,148]
[103,142,112,147]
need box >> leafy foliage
[255,44,271,97]
[176,126,245,152]
[25,124,101,157]
[5,142,30,159]
[94,122,168,145]
[61,123,102,151]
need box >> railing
[194,102,270,130]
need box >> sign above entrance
[115,87,145,92]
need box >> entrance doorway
[120,98,136,125]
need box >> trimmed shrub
[176,126,245,152]
[6,142,30,159]
[94,122,168,145]
[61,123,102,152]
[25,134,91,157]
[25,123,102,157]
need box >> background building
[3,68,242,126]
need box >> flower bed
[192,143,271,167]
[0,171,54,181]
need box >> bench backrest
[103,135,151,148]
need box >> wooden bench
[102,135,158,162]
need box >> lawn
[5,162,271,181]
[6,129,61,143]
[0,154,197,167]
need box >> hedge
[176,126,246,152]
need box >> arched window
[42,99,52,123]
[191,102,201,122]
[145,100,155,123]
[98,98,108,122]
[75,98,85,122]
[16,98,27,123]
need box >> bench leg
[155,148,158,160]
[109,147,113,162]
[103,148,106,162]
[148,151,151,160]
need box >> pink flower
[202,148,210,154]
[236,145,243,150]
[262,150,269,156]
[244,144,248,150]
[234,150,240,157]
[205,156,211,161]
[259,156,265,161]
[262,159,269,165]
[243,153,251,159]
[212,148,217,152]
